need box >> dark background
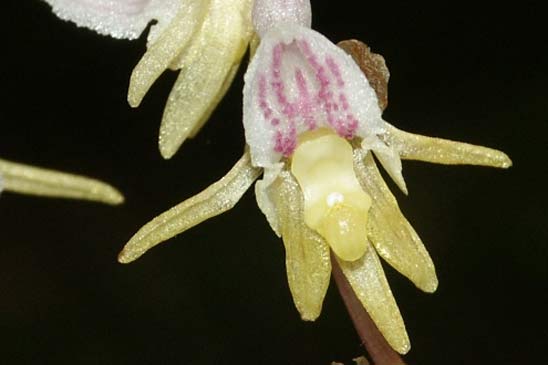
[1,1,546,364]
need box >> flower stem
[331,252,406,365]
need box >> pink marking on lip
[273,127,297,156]
[339,93,349,111]
[294,68,316,129]
[259,39,364,157]
[326,56,345,87]
[297,40,316,64]
[348,116,358,129]
[272,44,283,75]
[295,69,309,98]
[298,40,359,138]
[258,74,274,120]
[298,39,344,135]
[286,122,298,154]
[274,131,284,153]
[304,115,316,129]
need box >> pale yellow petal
[187,62,240,139]
[271,170,331,321]
[118,150,260,263]
[383,123,512,168]
[0,159,123,205]
[158,0,253,159]
[337,241,410,354]
[127,0,210,108]
[353,149,438,293]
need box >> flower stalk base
[331,252,406,365]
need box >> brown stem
[331,252,406,365]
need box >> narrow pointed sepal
[158,0,253,159]
[353,150,438,293]
[336,242,411,354]
[118,150,261,263]
[127,0,210,108]
[271,170,331,321]
[383,123,512,168]
[0,159,123,205]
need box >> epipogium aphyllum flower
[118,0,511,356]
[0,158,123,205]
[44,0,254,159]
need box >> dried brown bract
[338,40,390,111]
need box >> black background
[1,1,546,364]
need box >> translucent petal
[128,0,211,108]
[118,150,261,263]
[158,0,254,159]
[383,123,512,168]
[336,241,410,354]
[271,170,331,321]
[0,159,123,205]
[353,149,438,293]
[44,0,181,41]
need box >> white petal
[252,0,311,37]
[44,0,181,41]
[243,25,385,169]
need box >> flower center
[290,129,372,261]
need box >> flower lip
[291,129,372,261]
[243,25,385,170]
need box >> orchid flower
[44,0,254,159]
[117,0,511,354]
[0,158,123,204]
